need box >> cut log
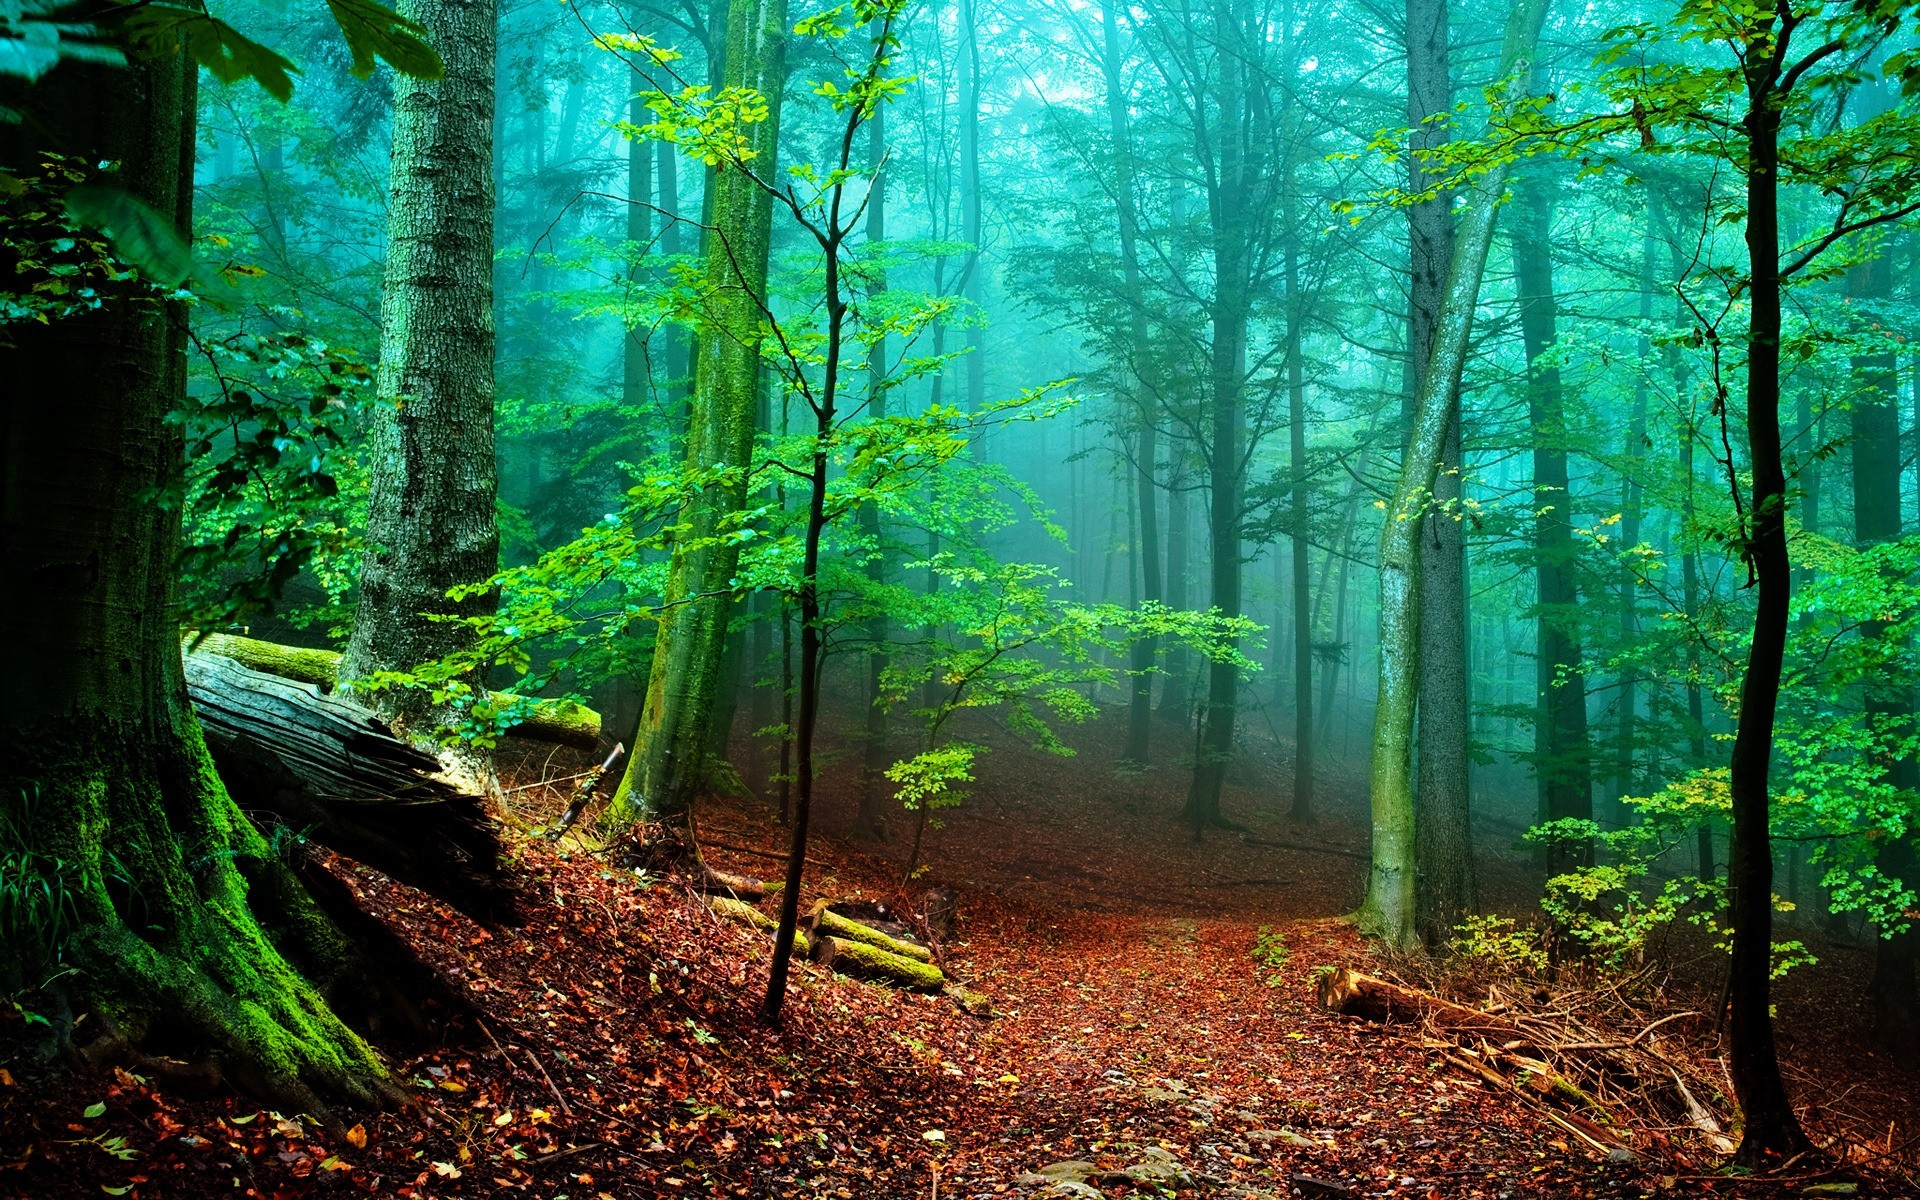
[184,651,513,918]
[811,935,945,992]
[185,632,601,750]
[695,867,780,903]
[707,896,808,956]
[1316,968,1519,1038]
[808,902,934,963]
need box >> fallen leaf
[345,1123,368,1149]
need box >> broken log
[184,651,513,918]
[185,632,601,750]
[808,901,934,963]
[1316,968,1520,1038]
[811,935,945,992]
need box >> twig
[532,1140,606,1166]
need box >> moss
[184,632,601,748]
[814,907,933,962]
[823,936,945,992]
[6,717,392,1115]
[709,896,809,956]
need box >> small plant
[1,789,84,972]
[1251,926,1290,986]
[1448,914,1550,976]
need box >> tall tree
[1360,0,1548,949]
[1850,247,1918,1065]
[1,24,439,1113]
[1402,0,1473,933]
[1513,167,1594,878]
[857,54,892,839]
[343,0,502,764]
[605,0,789,830]
[1102,0,1164,768]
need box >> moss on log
[811,904,933,963]
[186,632,601,750]
[813,935,945,992]
[708,896,808,956]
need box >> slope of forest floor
[3,707,1916,1199]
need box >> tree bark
[1513,170,1593,877]
[857,79,892,839]
[344,0,501,757]
[1361,0,1547,950]
[1724,15,1812,1163]
[606,0,787,830]
[1,50,392,1112]
[1102,0,1163,768]
[1849,251,1919,1067]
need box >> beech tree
[0,0,441,1110]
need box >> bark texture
[606,0,787,829]
[344,0,501,745]
[1361,0,1546,949]
[1513,172,1593,878]
[1,51,390,1111]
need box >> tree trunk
[1849,251,1920,1067]
[1103,0,1163,768]
[1159,476,1193,722]
[1179,0,1258,834]
[624,64,654,424]
[344,0,501,759]
[1724,24,1811,1164]
[1285,185,1315,824]
[857,84,891,839]
[606,0,788,830]
[959,0,985,420]
[1361,0,1546,950]
[1405,0,1473,941]
[1513,171,1593,877]
[0,50,393,1113]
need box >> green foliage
[0,155,155,328]
[121,5,300,101]
[1448,915,1549,977]
[1250,926,1289,986]
[174,322,375,629]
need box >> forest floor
[3,704,1916,1199]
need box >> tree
[1,0,441,1111]
[603,0,790,831]
[1360,0,1549,949]
[342,0,502,765]
[1513,163,1595,880]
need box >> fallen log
[808,901,934,963]
[694,867,780,903]
[811,935,945,992]
[185,651,513,918]
[708,896,809,956]
[185,632,601,750]
[1316,968,1521,1038]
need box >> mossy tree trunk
[605,0,787,831]
[1360,0,1546,950]
[1,52,390,1113]
[343,0,501,747]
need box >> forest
[4,0,1920,1194]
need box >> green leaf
[63,186,190,285]
[122,6,299,101]
[83,1101,107,1118]
[326,0,442,80]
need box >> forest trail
[0,716,1808,1198]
